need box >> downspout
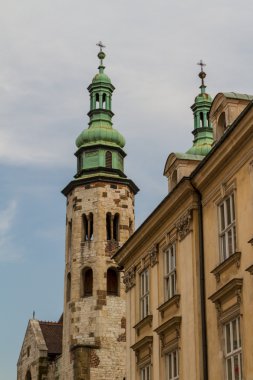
[190,181,208,380]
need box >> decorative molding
[131,336,153,366]
[246,264,253,275]
[154,316,181,355]
[133,315,153,336]
[211,252,241,282]
[175,210,192,241]
[149,245,158,267]
[123,266,136,292]
[157,295,180,318]
[209,278,243,318]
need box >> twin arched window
[82,213,93,241]
[106,212,119,241]
[80,267,119,297]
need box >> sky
[1,0,253,378]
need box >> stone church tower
[61,45,138,380]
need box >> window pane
[226,198,231,225]
[232,319,238,350]
[221,234,226,260]
[227,357,232,380]
[231,193,235,221]
[226,324,231,354]
[227,229,233,256]
[173,351,178,376]
[234,354,240,380]
[220,203,225,230]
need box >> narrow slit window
[106,212,112,240]
[66,272,71,302]
[113,213,120,241]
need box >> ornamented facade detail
[149,245,158,267]
[123,266,136,292]
[176,210,192,241]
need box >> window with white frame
[219,193,236,261]
[140,269,149,319]
[164,244,176,300]
[224,317,242,380]
[166,349,179,380]
[141,364,150,380]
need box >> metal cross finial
[197,59,206,72]
[96,41,106,52]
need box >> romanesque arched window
[66,273,71,303]
[82,213,93,241]
[113,213,120,241]
[82,267,93,297]
[107,268,119,296]
[25,370,32,380]
[105,151,112,168]
[106,212,112,240]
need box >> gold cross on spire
[197,59,207,88]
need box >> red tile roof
[39,321,63,356]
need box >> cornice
[113,178,197,266]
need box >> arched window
[106,212,112,240]
[25,370,32,380]
[102,93,106,109]
[107,268,119,296]
[82,267,93,297]
[82,213,93,241]
[113,213,120,241]
[95,93,99,109]
[105,151,112,168]
[66,273,71,303]
[217,112,226,139]
[82,214,88,241]
[89,212,93,240]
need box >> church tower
[61,44,138,380]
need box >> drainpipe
[190,181,208,380]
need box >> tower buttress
[61,44,138,380]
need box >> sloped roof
[39,321,63,356]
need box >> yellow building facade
[114,79,253,379]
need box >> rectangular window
[140,269,149,319]
[219,193,236,261]
[166,349,179,380]
[164,244,176,300]
[224,317,242,380]
[141,364,150,380]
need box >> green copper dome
[76,126,125,148]
[74,43,127,180]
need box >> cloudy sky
[1,0,253,378]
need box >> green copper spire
[186,60,213,156]
[75,42,126,179]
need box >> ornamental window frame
[165,349,179,380]
[140,269,149,320]
[164,244,176,301]
[219,193,237,262]
[224,317,242,380]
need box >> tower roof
[186,60,213,156]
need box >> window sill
[157,294,180,318]
[211,251,241,283]
[133,315,153,336]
